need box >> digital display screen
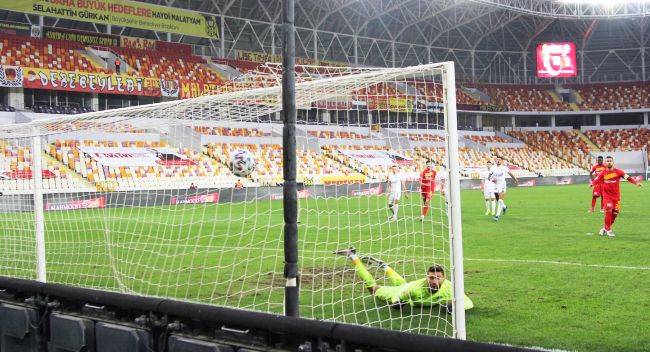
[536,42,578,78]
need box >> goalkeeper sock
[384,266,407,286]
[352,258,377,288]
[422,205,429,216]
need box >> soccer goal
[0,62,465,338]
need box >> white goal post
[0,62,466,338]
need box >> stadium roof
[1,0,648,82]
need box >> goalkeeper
[334,247,473,312]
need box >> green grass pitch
[0,182,648,351]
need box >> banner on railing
[321,175,366,185]
[22,68,160,96]
[0,66,23,87]
[0,170,56,179]
[340,150,413,166]
[120,35,155,50]
[0,0,219,39]
[0,20,31,36]
[160,79,180,97]
[79,147,194,167]
[351,184,382,196]
[270,189,310,200]
[45,197,106,211]
[43,27,119,46]
[171,193,219,205]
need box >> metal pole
[32,129,46,282]
[443,62,466,340]
[282,0,299,318]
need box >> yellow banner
[120,35,155,50]
[389,97,414,112]
[0,0,219,39]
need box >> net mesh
[0,63,457,336]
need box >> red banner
[517,180,537,187]
[45,197,106,211]
[351,185,382,196]
[1,170,56,179]
[171,193,219,205]
[23,68,160,96]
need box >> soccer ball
[229,149,256,177]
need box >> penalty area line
[465,258,650,271]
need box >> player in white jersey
[480,161,496,216]
[489,159,519,222]
[386,164,408,221]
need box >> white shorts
[388,192,402,202]
[494,181,506,194]
[484,188,495,199]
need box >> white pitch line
[465,258,650,271]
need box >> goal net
[0,62,465,337]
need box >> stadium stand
[207,143,362,183]
[400,133,444,142]
[32,104,92,114]
[508,130,594,171]
[478,85,571,111]
[49,139,232,190]
[464,135,510,144]
[113,47,224,82]
[571,83,650,110]
[0,143,90,191]
[0,35,106,73]
[491,146,579,176]
[584,127,650,152]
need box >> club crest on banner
[161,79,180,97]
[0,66,23,87]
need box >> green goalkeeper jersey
[375,278,474,310]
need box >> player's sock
[611,211,618,225]
[393,204,399,217]
[496,202,503,216]
[422,206,429,217]
[485,200,490,212]
[384,266,407,286]
[491,200,496,213]
[604,211,613,231]
[351,258,377,288]
[591,197,597,210]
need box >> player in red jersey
[589,156,606,213]
[590,156,643,237]
[420,160,436,221]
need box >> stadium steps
[548,90,563,103]
[569,103,580,111]
[41,152,94,187]
[575,129,602,152]
[78,50,107,70]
